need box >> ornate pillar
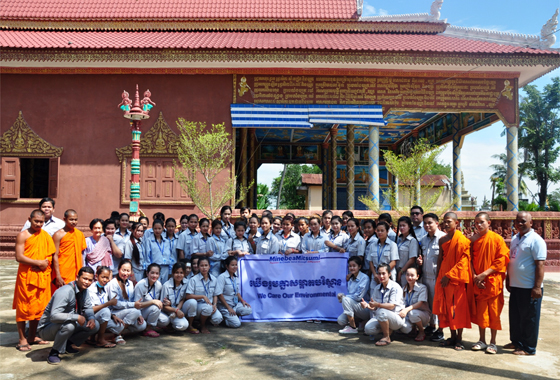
[416,176,421,205]
[452,121,462,211]
[395,176,399,209]
[240,128,248,191]
[322,143,329,210]
[368,125,380,209]
[331,127,338,210]
[506,126,519,211]
[248,128,256,209]
[346,124,355,209]
[130,123,142,221]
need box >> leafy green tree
[489,153,529,196]
[428,161,452,177]
[518,78,560,207]
[257,183,270,210]
[360,139,455,215]
[174,119,253,219]
[270,164,321,209]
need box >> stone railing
[2,211,558,271]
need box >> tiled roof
[0,0,358,20]
[421,175,451,187]
[301,174,323,185]
[2,30,558,55]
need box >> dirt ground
[1,260,559,380]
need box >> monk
[13,209,55,351]
[468,212,509,354]
[52,209,87,291]
[433,212,472,351]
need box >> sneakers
[339,326,358,334]
[314,320,322,324]
[47,350,61,365]
[430,330,445,342]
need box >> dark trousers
[509,287,542,354]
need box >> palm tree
[489,153,529,197]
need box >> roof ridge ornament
[540,8,558,48]
[429,0,443,21]
[356,0,363,17]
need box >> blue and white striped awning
[230,104,312,129]
[230,104,385,128]
[308,105,385,126]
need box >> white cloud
[363,3,388,17]
[378,8,389,16]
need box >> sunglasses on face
[411,212,422,216]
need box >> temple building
[1,0,560,232]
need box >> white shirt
[22,215,65,236]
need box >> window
[1,157,59,200]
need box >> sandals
[30,338,49,345]
[439,338,456,347]
[96,342,117,348]
[375,339,391,346]
[114,335,126,345]
[142,330,160,337]
[471,341,488,351]
[187,328,200,335]
[16,344,31,351]
[503,342,516,350]
[486,343,497,354]
[454,341,465,351]
[414,334,426,342]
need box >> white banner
[239,252,349,322]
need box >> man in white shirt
[410,205,427,243]
[505,212,547,356]
[21,197,65,236]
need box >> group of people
[12,197,547,365]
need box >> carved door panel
[143,160,158,199]
[0,157,20,199]
[161,160,175,200]
[48,157,59,199]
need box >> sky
[258,0,560,208]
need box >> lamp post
[118,85,155,222]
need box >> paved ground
[1,260,559,380]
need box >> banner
[239,252,349,322]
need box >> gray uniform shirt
[370,279,404,313]
[420,230,446,280]
[215,271,240,308]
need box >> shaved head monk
[13,209,55,351]
[468,212,509,354]
[52,210,87,290]
[433,212,472,351]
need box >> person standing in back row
[505,212,547,356]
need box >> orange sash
[57,228,86,284]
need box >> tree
[270,164,321,209]
[257,183,270,210]
[489,153,529,197]
[428,161,451,177]
[360,139,455,215]
[174,119,253,220]
[518,78,560,207]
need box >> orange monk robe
[470,230,510,330]
[13,229,55,322]
[433,230,472,330]
[53,228,86,288]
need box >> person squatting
[13,200,546,364]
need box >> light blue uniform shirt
[143,235,173,266]
[207,235,229,274]
[192,234,211,255]
[366,239,399,279]
[124,238,147,271]
[420,230,446,280]
[134,278,163,302]
[165,233,179,269]
[187,273,218,304]
[177,230,200,260]
[328,230,349,250]
[220,220,235,240]
[106,277,135,310]
[229,236,251,254]
[396,235,420,270]
[344,233,366,256]
[509,229,547,289]
[346,271,369,302]
[162,278,188,308]
[87,282,110,307]
[388,228,397,242]
[113,229,130,272]
[277,231,301,254]
[255,231,280,255]
[370,279,404,312]
[413,222,428,245]
[215,272,240,308]
[301,231,329,254]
